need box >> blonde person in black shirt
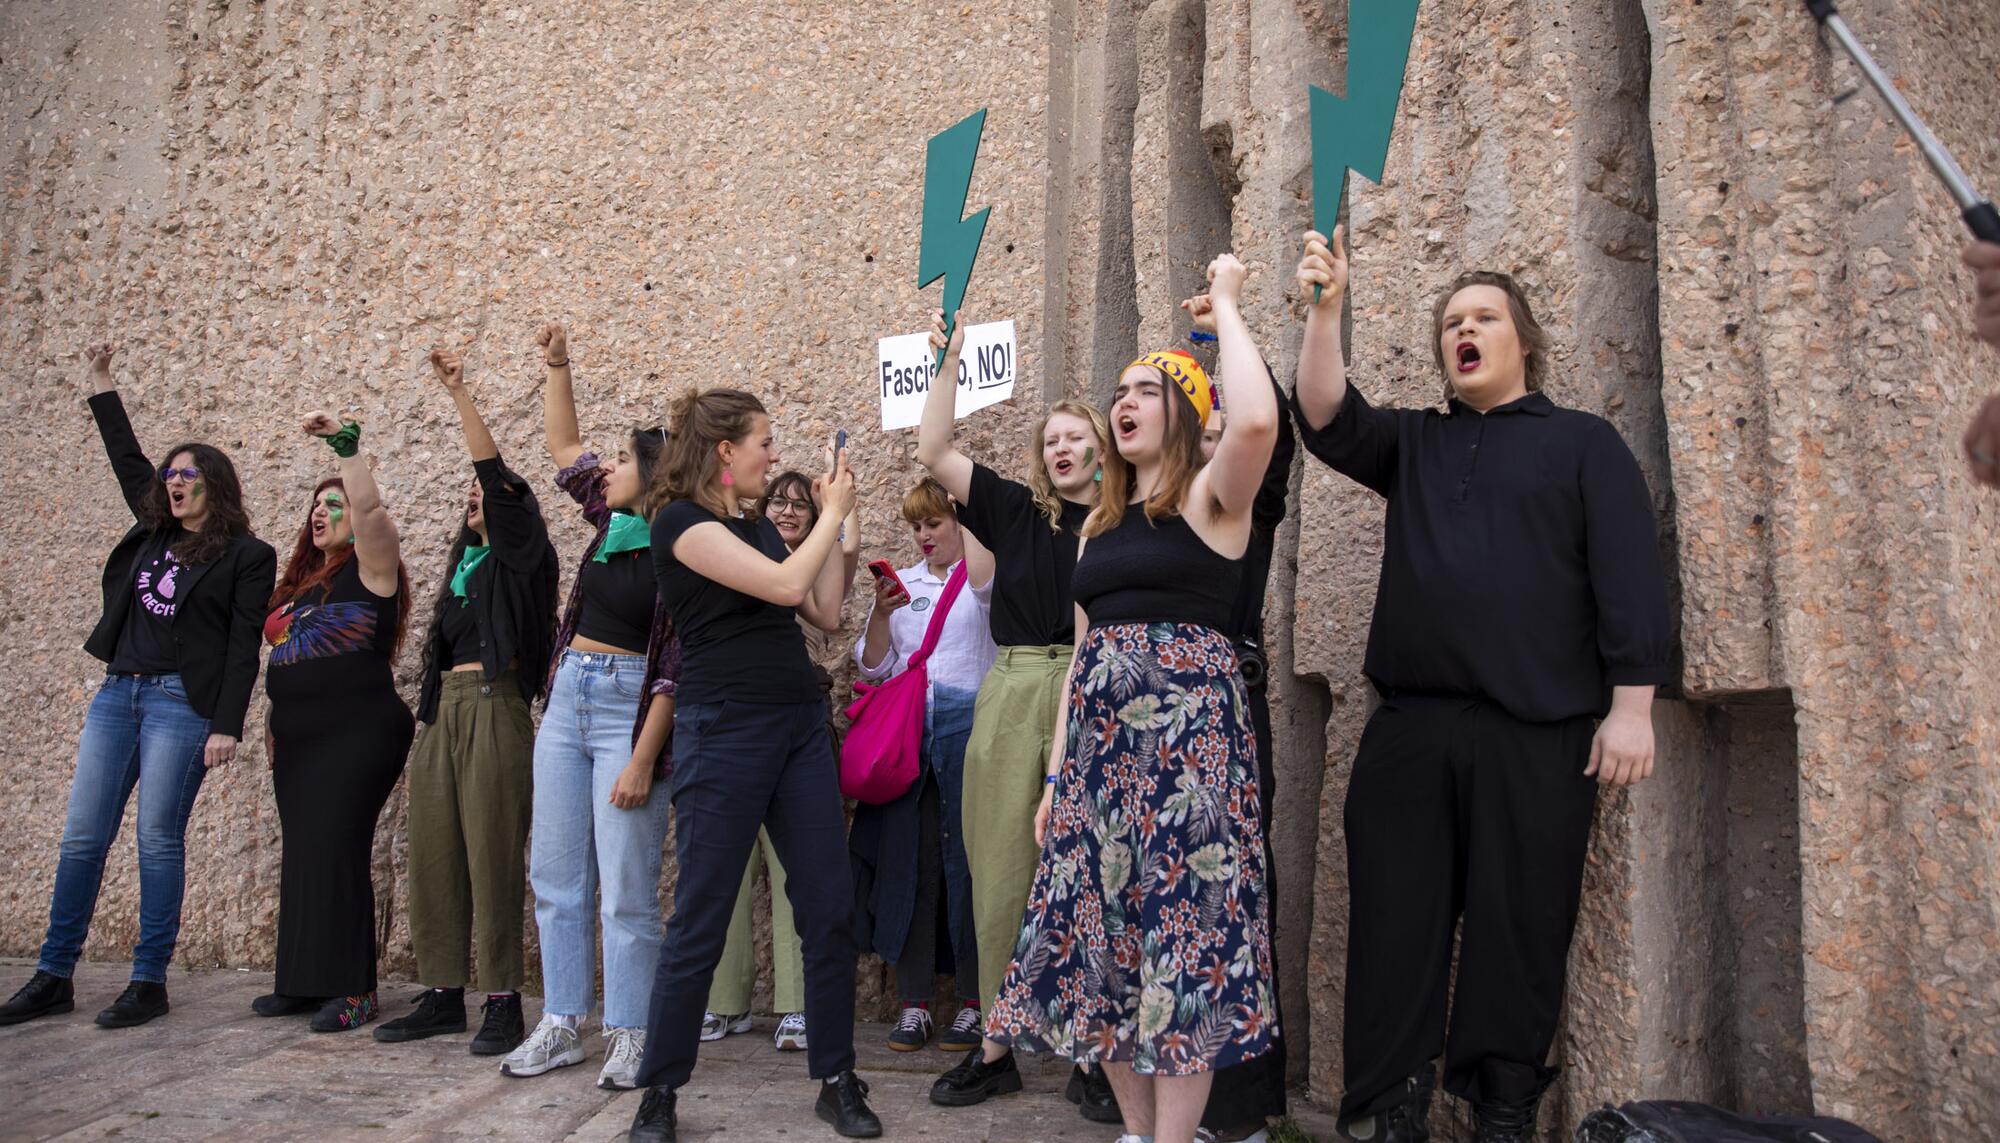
[1292,228,1671,1143]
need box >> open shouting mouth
[1456,341,1484,374]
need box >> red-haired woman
[252,411,415,1034]
[0,345,275,1031]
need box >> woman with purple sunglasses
[0,345,275,1030]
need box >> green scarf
[450,544,491,601]
[593,510,651,562]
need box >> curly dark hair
[145,442,252,565]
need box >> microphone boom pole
[1804,0,2000,243]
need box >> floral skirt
[983,621,1277,1077]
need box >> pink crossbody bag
[839,562,969,804]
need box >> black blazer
[83,392,277,739]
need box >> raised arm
[669,450,857,608]
[538,322,585,470]
[433,348,498,462]
[799,513,851,633]
[1293,227,1351,431]
[840,506,863,595]
[304,411,401,597]
[915,310,976,502]
[82,345,159,521]
[1187,255,1278,520]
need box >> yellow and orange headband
[1127,349,1215,428]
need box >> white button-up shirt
[853,558,997,695]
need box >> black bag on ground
[1574,1102,1883,1143]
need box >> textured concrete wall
[4,1,1998,1138]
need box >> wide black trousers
[636,699,857,1089]
[1339,695,1598,1119]
[1200,675,1288,1131]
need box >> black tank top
[1070,508,1242,633]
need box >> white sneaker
[699,1009,752,1042]
[597,1026,645,1090]
[773,1011,807,1052]
[500,1014,585,1078]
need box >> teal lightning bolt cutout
[1310,1,1423,300]
[919,109,992,369]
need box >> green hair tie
[319,420,361,459]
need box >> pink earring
[721,469,735,488]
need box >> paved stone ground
[0,961,1333,1142]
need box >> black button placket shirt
[1291,382,1672,723]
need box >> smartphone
[868,559,910,599]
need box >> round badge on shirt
[911,596,932,613]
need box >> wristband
[1045,774,1059,785]
[318,420,361,458]
[546,358,570,369]
[1186,330,1218,345]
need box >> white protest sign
[877,319,1016,431]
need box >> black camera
[1235,637,1267,689]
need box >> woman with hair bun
[627,387,878,1142]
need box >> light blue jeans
[530,650,671,1029]
[39,674,211,984]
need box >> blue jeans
[38,674,211,984]
[530,651,671,1029]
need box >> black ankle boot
[816,1071,883,1138]
[95,980,169,1028]
[1471,1058,1554,1143]
[0,971,74,1025]
[373,987,467,1043]
[252,992,319,1017]
[1338,1063,1436,1143]
[930,1048,1023,1107]
[1063,1063,1122,1124]
[628,1085,677,1143]
[471,992,525,1055]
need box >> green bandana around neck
[450,544,491,601]
[593,510,652,563]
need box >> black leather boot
[1471,1058,1554,1143]
[815,1071,883,1138]
[930,1048,1023,1107]
[95,980,169,1028]
[628,1085,677,1143]
[1063,1063,1122,1124]
[0,971,74,1025]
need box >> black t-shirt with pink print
[108,527,189,675]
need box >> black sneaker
[1063,1063,1122,1124]
[470,992,525,1056]
[0,971,74,1025]
[1337,1064,1435,1143]
[937,1004,982,1051]
[310,992,378,1033]
[95,980,168,1028]
[887,1004,933,1051]
[628,1085,678,1143]
[929,1047,1023,1107]
[373,987,466,1043]
[252,992,319,1017]
[816,1071,883,1139]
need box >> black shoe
[310,992,378,1033]
[937,1005,983,1051]
[628,1085,677,1143]
[816,1071,883,1139]
[929,1048,1023,1107]
[887,1004,933,1051]
[0,971,74,1025]
[1471,1058,1552,1143]
[373,987,467,1043]
[252,992,319,1017]
[1063,1063,1122,1124]
[95,980,169,1028]
[470,992,525,1056]
[1337,1064,1435,1143]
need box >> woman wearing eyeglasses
[0,345,276,1031]
[701,470,859,1055]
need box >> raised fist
[537,322,570,365]
[1206,253,1249,303]
[429,347,466,392]
[302,411,343,437]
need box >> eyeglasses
[159,467,202,483]
[765,497,813,515]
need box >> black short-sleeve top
[649,500,822,706]
[953,462,1089,648]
